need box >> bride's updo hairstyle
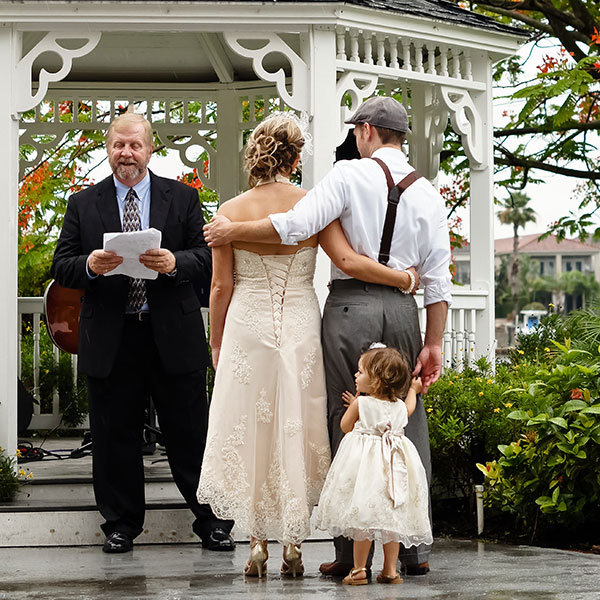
[244,114,305,188]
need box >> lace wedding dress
[314,395,433,547]
[197,246,331,544]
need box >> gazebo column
[303,26,338,306]
[469,54,495,362]
[216,90,241,201]
[0,25,20,459]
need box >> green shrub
[425,357,541,502]
[478,339,600,540]
[0,448,20,502]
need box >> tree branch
[495,120,600,137]
[496,146,600,179]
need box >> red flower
[571,388,583,400]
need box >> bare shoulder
[216,191,252,219]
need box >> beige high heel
[244,540,268,578]
[281,543,304,578]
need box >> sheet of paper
[103,228,162,280]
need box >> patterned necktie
[123,188,147,312]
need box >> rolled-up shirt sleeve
[421,203,453,307]
[269,164,347,245]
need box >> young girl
[314,346,433,585]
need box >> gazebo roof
[184,0,526,37]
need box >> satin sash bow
[356,420,408,508]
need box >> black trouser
[322,280,432,567]
[87,316,233,540]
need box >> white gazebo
[0,1,525,486]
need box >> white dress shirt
[269,147,452,307]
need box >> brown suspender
[371,157,422,266]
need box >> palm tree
[496,192,537,323]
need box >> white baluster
[440,46,449,77]
[427,43,436,75]
[401,39,412,71]
[363,31,374,65]
[72,354,78,391]
[349,29,360,62]
[455,309,465,372]
[463,50,473,80]
[443,309,453,370]
[336,27,347,60]
[415,42,424,73]
[376,34,386,67]
[468,309,477,367]
[418,307,426,343]
[52,345,60,416]
[451,48,461,79]
[33,313,40,405]
[249,95,257,124]
[389,36,399,69]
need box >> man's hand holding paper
[139,248,176,274]
[102,227,163,279]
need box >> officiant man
[51,111,234,554]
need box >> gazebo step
[0,503,198,547]
[15,476,180,504]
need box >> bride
[196,113,418,578]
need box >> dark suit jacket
[51,171,211,378]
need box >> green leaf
[581,407,600,415]
[507,410,531,421]
[549,417,568,428]
[562,400,587,412]
[557,442,574,454]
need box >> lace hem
[198,483,315,545]
[316,523,433,547]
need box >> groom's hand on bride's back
[203,215,233,247]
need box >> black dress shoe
[102,532,133,554]
[404,561,430,575]
[202,528,235,551]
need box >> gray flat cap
[345,96,409,132]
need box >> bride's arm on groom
[318,220,419,293]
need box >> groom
[204,96,451,575]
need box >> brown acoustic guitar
[43,280,84,355]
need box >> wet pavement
[0,538,598,599]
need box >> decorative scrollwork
[335,71,378,145]
[422,90,449,180]
[440,86,483,168]
[19,130,63,178]
[223,32,308,112]
[155,128,216,187]
[15,32,101,115]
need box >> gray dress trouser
[321,279,432,567]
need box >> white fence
[19,290,487,431]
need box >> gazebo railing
[19,289,486,431]
[17,296,77,430]
[18,297,210,431]
[416,288,489,371]
[335,26,485,91]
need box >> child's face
[355,358,373,395]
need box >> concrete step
[0,503,198,547]
[14,476,180,504]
